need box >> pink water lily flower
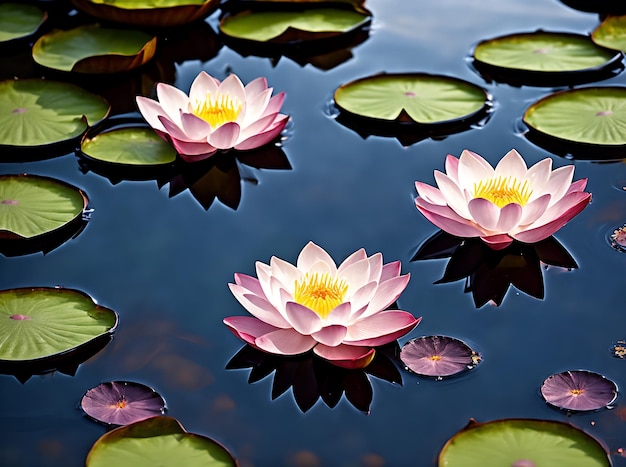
[223,242,421,369]
[414,149,591,250]
[136,71,288,162]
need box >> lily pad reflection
[226,343,402,414]
[541,370,618,411]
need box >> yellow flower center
[192,92,242,128]
[429,355,442,361]
[112,399,127,409]
[293,273,348,319]
[473,176,532,208]
[570,389,585,396]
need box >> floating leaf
[0,79,110,149]
[592,16,626,52]
[219,7,370,44]
[400,336,480,377]
[472,31,622,86]
[523,86,626,147]
[540,370,618,411]
[609,224,626,252]
[69,0,221,28]
[0,287,118,362]
[32,24,157,74]
[0,3,47,43]
[334,73,490,124]
[81,381,167,426]
[438,418,612,467]
[85,416,236,466]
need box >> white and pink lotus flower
[136,71,289,162]
[223,242,421,369]
[414,149,591,250]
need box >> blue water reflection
[2,0,626,465]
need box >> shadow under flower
[226,342,402,414]
[412,231,578,307]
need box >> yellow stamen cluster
[429,355,442,361]
[112,399,127,409]
[294,273,348,320]
[570,389,585,396]
[192,92,242,128]
[473,176,532,208]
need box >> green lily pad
[0,3,47,43]
[219,7,370,43]
[69,0,221,27]
[32,24,157,74]
[592,16,626,52]
[0,287,118,362]
[86,416,236,467]
[523,86,626,146]
[438,418,611,467]
[0,79,110,148]
[334,73,490,124]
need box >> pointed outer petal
[313,344,376,369]
[380,261,401,283]
[444,154,460,183]
[513,192,591,243]
[434,170,471,218]
[496,202,523,232]
[208,122,240,149]
[244,76,268,97]
[180,112,212,140]
[189,71,220,103]
[524,157,552,194]
[337,248,367,275]
[269,276,294,311]
[234,273,265,297]
[223,316,279,347]
[155,83,189,125]
[228,283,291,328]
[518,193,551,226]
[480,234,514,250]
[494,149,528,178]
[359,274,411,319]
[240,88,272,126]
[234,115,288,151]
[457,149,495,192]
[237,114,279,142]
[347,282,378,320]
[158,115,193,142]
[170,137,217,157]
[567,178,587,194]
[256,261,277,307]
[263,92,285,117]
[136,96,167,132]
[297,242,337,273]
[269,256,300,291]
[415,198,486,238]
[218,74,246,106]
[284,302,323,334]
[325,302,352,326]
[366,253,383,283]
[415,181,447,205]
[312,325,348,347]
[467,197,500,231]
[344,311,421,346]
[543,165,575,204]
[338,258,371,295]
[306,260,334,276]
[255,328,316,355]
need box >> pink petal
[415,181,447,205]
[180,112,211,140]
[228,284,291,328]
[313,344,376,369]
[234,273,265,297]
[361,274,410,318]
[494,149,527,178]
[237,114,279,142]
[269,256,300,288]
[136,96,167,132]
[457,150,494,190]
[326,302,352,325]
[218,74,246,106]
[169,137,217,158]
[223,316,279,347]
[244,76,269,96]
[263,92,286,117]
[480,234,514,250]
[525,158,552,192]
[312,325,348,347]
[189,71,220,103]
[297,242,337,273]
[208,121,241,149]
[434,171,470,218]
[366,253,383,283]
[543,165,575,202]
[337,248,368,274]
[380,261,401,282]
[415,198,485,238]
[240,88,272,125]
[234,115,288,151]
[567,178,587,194]
[496,202,522,232]
[444,154,460,183]
[468,197,500,231]
[339,257,371,293]
[285,302,323,334]
[518,194,550,226]
[155,83,189,125]
[345,311,421,346]
[158,115,194,142]
[347,282,378,319]
[255,328,316,355]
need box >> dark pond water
[2,0,626,465]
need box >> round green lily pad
[0,287,118,362]
[523,86,626,146]
[0,79,110,148]
[219,7,370,44]
[86,416,236,467]
[69,0,221,28]
[0,3,47,43]
[438,418,611,467]
[334,73,490,124]
[592,16,626,52]
[32,24,157,74]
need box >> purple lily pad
[81,381,166,425]
[400,335,481,377]
[540,370,618,411]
